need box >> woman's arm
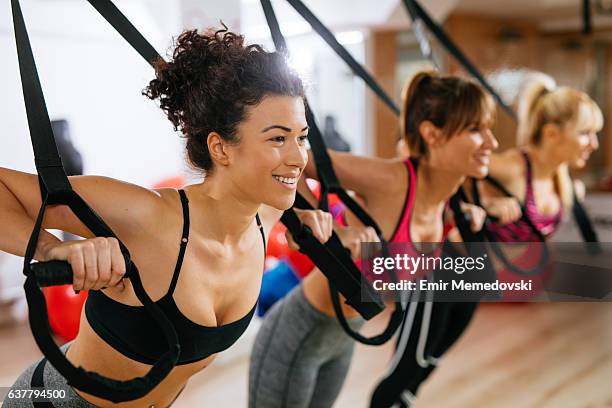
[0,167,166,290]
[0,175,60,259]
[475,150,524,224]
[304,149,405,199]
[0,167,164,258]
[462,173,521,225]
[485,150,523,195]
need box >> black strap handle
[30,261,75,287]
[283,195,385,320]
[329,284,404,345]
[472,177,551,277]
[30,252,131,287]
[290,197,403,343]
[12,0,179,401]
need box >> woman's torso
[304,158,447,316]
[66,188,265,407]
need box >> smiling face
[423,117,499,179]
[522,86,603,169]
[556,126,599,169]
[558,101,601,169]
[222,95,308,210]
[402,73,499,178]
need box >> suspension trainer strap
[12,0,178,401]
[262,0,402,342]
[285,195,385,320]
[85,0,160,66]
[471,177,550,277]
[572,189,602,254]
[402,0,515,118]
[285,0,399,115]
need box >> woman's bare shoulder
[489,148,524,181]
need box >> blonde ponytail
[516,74,556,146]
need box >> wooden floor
[1,303,612,407]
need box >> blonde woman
[481,76,603,239]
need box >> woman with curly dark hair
[0,27,335,407]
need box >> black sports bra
[85,189,265,365]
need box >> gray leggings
[2,342,97,408]
[3,343,185,408]
[249,286,364,408]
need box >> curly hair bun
[144,27,304,174]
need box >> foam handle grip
[30,253,131,288]
[30,261,75,287]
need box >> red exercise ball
[152,175,186,189]
[286,249,315,278]
[306,179,341,209]
[44,285,88,342]
[266,222,291,259]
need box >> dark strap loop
[283,195,385,321]
[329,284,404,345]
[85,0,161,66]
[12,0,179,401]
[31,359,54,408]
[449,188,501,299]
[284,0,399,116]
[402,0,516,119]
[571,189,602,254]
[293,196,404,344]
[472,177,551,277]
